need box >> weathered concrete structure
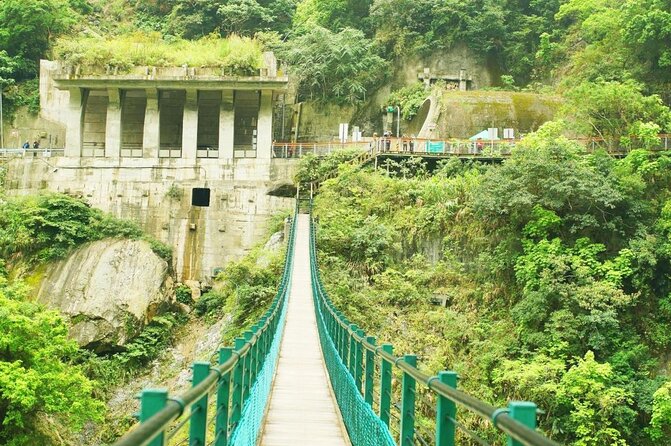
[5,54,299,282]
[42,53,286,160]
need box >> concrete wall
[4,158,298,283]
[296,45,497,139]
[430,91,562,138]
[2,107,66,149]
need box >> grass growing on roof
[53,32,264,75]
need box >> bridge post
[250,325,260,384]
[243,331,254,403]
[215,348,233,446]
[189,362,211,446]
[139,389,168,446]
[364,336,376,405]
[259,317,268,365]
[507,402,537,446]
[354,328,365,392]
[379,344,394,426]
[348,324,358,377]
[230,337,246,430]
[435,371,458,446]
[339,313,349,365]
[400,355,417,446]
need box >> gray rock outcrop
[37,239,173,351]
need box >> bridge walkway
[260,214,350,446]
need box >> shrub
[53,33,264,75]
[388,84,429,121]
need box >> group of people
[372,132,417,153]
[22,140,40,149]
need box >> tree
[556,352,635,446]
[163,0,297,38]
[563,81,671,148]
[0,276,104,445]
[0,0,76,74]
[294,0,372,32]
[280,26,388,104]
[622,0,671,86]
[649,381,671,441]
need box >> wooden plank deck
[260,214,350,446]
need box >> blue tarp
[427,141,445,153]
[469,129,499,141]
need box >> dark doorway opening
[192,188,211,207]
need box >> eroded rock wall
[37,239,172,350]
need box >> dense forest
[2,0,671,123]
[307,127,671,445]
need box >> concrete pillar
[459,68,467,91]
[219,90,234,160]
[105,88,122,158]
[65,87,84,157]
[143,88,160,158]
[182,89,199,160]
[257,90,273,159]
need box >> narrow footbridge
[113,206,560,446]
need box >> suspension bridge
[112,202,561,446]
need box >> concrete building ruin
[5,53,298,283]
[42,52,287,160]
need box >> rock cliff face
[37,239,173,351]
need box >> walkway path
[260,214,350,446]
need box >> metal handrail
[308,209,562,446]
[112,201,299,446]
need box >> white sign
[503,128,515,139]
[487,128,499,140]
[339,123,349,143]
[352,126,362,142]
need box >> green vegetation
[310,123,671,445]
[54,33,264,74]
[388,84,429,121]
[0,193,172,263]
[278,26,387,104]
[195,236,285,342]
[0,272,105,446]
[0,193,182,443]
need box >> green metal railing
[309,210,562,446]
[112,208,298,446]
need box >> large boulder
[37,239,173,351]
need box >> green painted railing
[111,209,298,446]
[309,210,562,446]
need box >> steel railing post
[250,324,260,382]
[140,389,168,446]
[436,371,458,446]
[215,349,233,446]
[243,331,254,403]
[354,328,365,392]
[230,337,246,430]
[348,324,358,377]
[400,355,417,446]
[189,362,211,445]
[508,402,537,446]
[379,344,393,426]
[364,336,376,405]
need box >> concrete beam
[65,87,84,157]
[105,88,122,158]
[257,90,273,159]
[54,78,289,92]
[143,88,159,158]
[219,90,234,160]
[182,89,198,160]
